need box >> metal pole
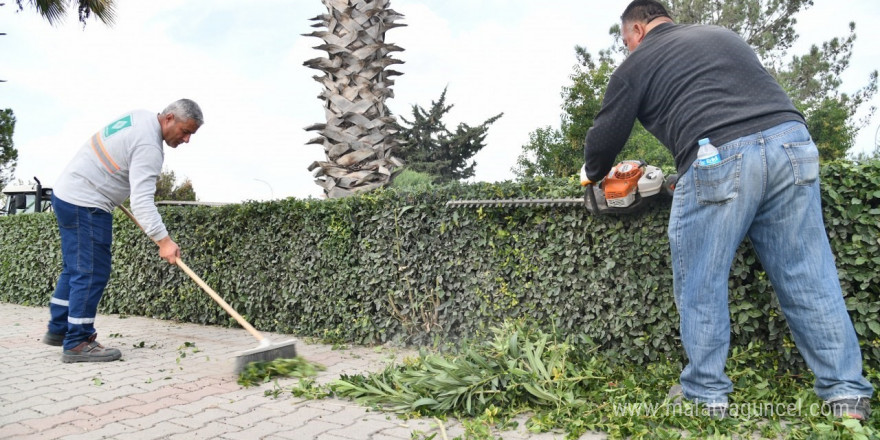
[1,32,5,82]
[253,179,274,199]
[875,123,880,151]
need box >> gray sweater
[54,110,169,241]
[583,22,804,181]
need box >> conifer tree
[397,87,502,183]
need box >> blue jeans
[668,121,874,405]
[48,194,113,350]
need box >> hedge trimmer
[445,160,678,215]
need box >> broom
[118,205,297,373]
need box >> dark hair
[621,0,671,24]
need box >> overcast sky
[3,0,879,203]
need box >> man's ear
[631,22,647,45]
[159,113,175,127]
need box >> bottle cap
[698,138,710,146]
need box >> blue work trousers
[48,194,113,350]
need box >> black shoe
[826,397,872,420]
[667,384,684,405]
[61,334,122,363]
[703,404,729,420]
[42,332,65,347]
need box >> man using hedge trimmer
[580,0,873,420]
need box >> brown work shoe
[61,334,122,363]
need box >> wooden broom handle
[118,205,265,342]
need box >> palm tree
[12,0,116,26]
[2,1,115,82]
[303,0,405,198]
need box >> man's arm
[583,75,640,182]
[129,146,178,264]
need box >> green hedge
[2,160,878,370]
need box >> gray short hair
[161,99,204,126]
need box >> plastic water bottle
[697,138,721,166]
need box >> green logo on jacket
[103,114,133,138]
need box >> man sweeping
[43,99,204,363]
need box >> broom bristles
[233,339,298,374]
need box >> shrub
[2,161,878,370]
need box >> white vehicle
[2,176,227,216]
[1,177,53,216]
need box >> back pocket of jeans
[693,154,742,205]
[783,140,819,186]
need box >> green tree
[2,1,116,88]
[3,0,116,95]
[0,109,18,192]
[517,0,876,178]
[668,1,877,161]
[396,87,503,183]
[155,169,196,202]
[10,0,116,26]
[512,126,569,179]
[773,24,878,160]
[2,1,115,172]
[514,48,673,179]
[667,0,813,60]
[803,98,854,162]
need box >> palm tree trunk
[303,0,405,198]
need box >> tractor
[1,177,53,216]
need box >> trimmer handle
[580,163,603,215]
[584,183,602,215]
